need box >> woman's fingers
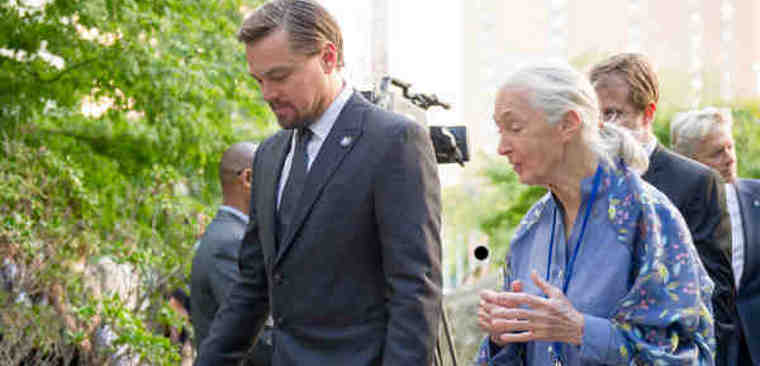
[530,270,564,299]
[489,306,537,322]
[479,289,502,304]
[490,318,533,333]
[490,291,550,309]
[479,271,585,345]
[498,330,537,344]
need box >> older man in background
[590,53,733,365]
[671,107,760,365]
[191,142,272,365]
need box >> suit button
[276,316,285,327]
[273,273,284,286]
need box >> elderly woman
[476,63,716,365]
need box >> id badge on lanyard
[545,164,603,366]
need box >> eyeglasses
[602,110,626,123]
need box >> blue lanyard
[545,164,602,364]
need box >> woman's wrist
[570,312,585,345]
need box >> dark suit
[197,92,442,365]
[643,145,733,363]
[191,208,272,365]
[733,179,760,365]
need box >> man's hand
[481,270,585,346]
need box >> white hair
[502,62,649,173]
[671,107,733,158]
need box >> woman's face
[493,88,565,186]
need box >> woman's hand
[481,270,585,346]
[478,279,523,347]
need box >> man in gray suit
[671,107,760,365]
[590,53,733,365]
[191,142,272,365]
[196,1,442,365]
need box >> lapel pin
[340,136,353,147]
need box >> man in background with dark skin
[196,0,442,365]
[590,53,733,365]
[191,142,272,365]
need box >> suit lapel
[275,93,367,264]
[259,130,293,267]
[736,180,760,290]
[642,144,665,184]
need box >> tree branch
[38,58,98,84]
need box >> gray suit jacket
[735,178,760,365]
[197,92,442,365]
[190,209,247,350]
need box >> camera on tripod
[361,77,470,167]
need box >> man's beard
[271,102,307,130]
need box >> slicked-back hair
[238,0,344,68]
[589,53,659,113]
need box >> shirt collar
[725,182,739,200]
[307,82,353,141]
[218,205,249,223]
[644,135,658,157]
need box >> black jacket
[643,145,734,363]
[734,178,760,365]
[191,209,247,350]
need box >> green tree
[1,0,269,364]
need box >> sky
[321,0,463,126]
[321,0,466,185]
[386,1,463,127]
[387,1,465,185]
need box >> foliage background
[1,0,268,364]
[2,0,760,364]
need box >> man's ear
[320,42,338,73]
[560,110,583,142]
[240,168,252,191]
[642,102,657,128]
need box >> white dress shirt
[276,84,353,209]
[219,205,250,223]
[644,136,657,157]
[725,183,745,289]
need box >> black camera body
[429,125,469,165]
[361,77,469,166]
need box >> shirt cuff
[489,339,503,354]
[580,314,618,364]
[475,336,523,365]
